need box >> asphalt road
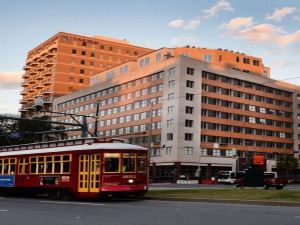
[0,197,299,225]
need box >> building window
[186,80,194,88]
[184,147,193,155]
[167,133,173,141]
[185,133,193,141]
[168,93,175,100]
[81,60,85,65]
[185,106,193,114]
[80,69,84,74]
[166,147,172,155]
[243,58,250,64]
[79,78,84,83]
[81,51,86,56]
[72,49,76,54]
[203,55,212,63]
[156,53,161,62]
[169,67,176,75]
[187,67,195,75]
[167,119,174,128]
[186,93,194,101]
[91,52,95,57]
[185,120,193,127]
[167,106,174,115]
[168,80,175,88]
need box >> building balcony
[36,75,44,80]
[35,83,44,89]
[21,82,29,87]
[31,61,38,66]
[37,66,45,71]
[27,88,35,93]
[42,88,53,95]
[28,79,36,84]
[43,78,54,85]
[45,61,55,67]
[23,65,32,71]
[18,107,28,113]
[44,70,53,76]
[20,90,28,96]
[27,96,35,101]
[46,52,56,58]
[22,73,30,79]
[48,45,57,52]
[30,71,37,75]
[19,99,28,104]
[38,57,46,63]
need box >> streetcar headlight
[128,179,134,184]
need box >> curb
[145,197,300,207]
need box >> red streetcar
[0,138,148,199]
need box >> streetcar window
[38,157,45,173]
[19,158,29,174]
[30,157,37,174]
[1,158,17,174]
[122,153,136,173]
[104,153,120,173]
[3,165,9,174]
[137,154,147,172]
[62,162,70,173]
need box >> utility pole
[94,100,101,137]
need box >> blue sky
[1,0,300,114]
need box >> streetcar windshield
[104,153,120,173]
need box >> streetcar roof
[0,143,147,157]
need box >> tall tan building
[53,48,300,182]
[19,32,153,115]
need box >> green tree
[0,115,67,146]
[277,155,299,179]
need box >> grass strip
[146,189,300,202]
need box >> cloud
[0,71,23,90]
[293,16,300,22]
[239,24,285,43]
[168,19,184,28]
[266,7,296,22]
[220,17,254,30]
[269,59,298,68]
[168,19,200,30]
[277,29,300,46]
[171,36,199,46]
[168,0,233,30]
[203,0,234,18]
[221,17,300,47]
[184,19,201,30]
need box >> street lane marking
[0,210,8,212]
[39,200,104,206]
[294,216,300,219]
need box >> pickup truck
[236,171,288,189]
[263,172,288,189]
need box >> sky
[1,0,300,114]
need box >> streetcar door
[78,154,101,193]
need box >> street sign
[253,155,264,165]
